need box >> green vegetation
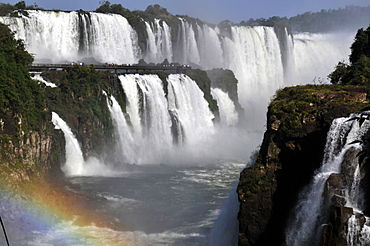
[269,85,369,138]
[0,22,49,182]
[42,66,115,155]
[329,25,370,86]
[0,23,45,130]
[238,164,274,197]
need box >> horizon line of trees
[236,5,370,33]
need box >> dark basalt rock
[237,85,370,246]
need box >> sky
[2,0,370,23]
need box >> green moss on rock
[269,85,370,138]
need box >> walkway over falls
[29,63,191,74]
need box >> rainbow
[0,180,142,246]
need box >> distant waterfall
[145,19,173,63]
[0,10,140,63]
[285,112,370,246]
[176,18,201,65]
[293,32,352,85]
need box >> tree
[145,4,169,16]
[14,1,26,10]
[96,1,111,13]
[350,28,369,64]
[329,25,370,86]
[0,23,45,129]
[328,61,350,84]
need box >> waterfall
[167,74,215,146]
[104,74,218,165]
[195,24,224,69]
[115,74,173,164]
[51,111,114,176]
[0,10,139,64]
[293,32,351,85]
[51,112,84,176]
[211,88,238,126]
[285,112,370,246]
[145,19,173,63]
[0,11,353,131]
[176,18,201,65]
[105,93,136,164]
[32,72,58,87]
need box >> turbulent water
[285,113,370,246]
[0,9,357,246]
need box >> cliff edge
[237,85,370,245]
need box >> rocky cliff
[237,85,370,245]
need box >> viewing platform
[29,63,191,74]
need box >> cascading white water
[224,26,285,128]
[105,92,136,164]
[51,111,115,176]
[0,11,353,131]
[177,18,201,65]
[211,88,238,126]
[292,32,352,85]
[195,24,224,70]
[167,74,215,146]
[51,112,85,176]
[108,74,219,165]
[87,13,140,63]
[32,72,58,87]
[285,113,370,246]
[115,74,173,164]
[0,10,140,64]
[145,19,173,63]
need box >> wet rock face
[321,173,353,246]
[237,86,370,246]
[321,145,370,245]
[0,114,60,182]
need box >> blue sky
[3,0,370,23]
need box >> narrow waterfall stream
[286,112,370,246]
